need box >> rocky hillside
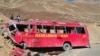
[0,0,100,22]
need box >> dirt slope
[0,0,100,22]
[87,23,100,44]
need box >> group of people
[10,14,21,21]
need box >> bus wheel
[63,43,72,51]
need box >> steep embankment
[0,13,12,56]
[87,23,100,44]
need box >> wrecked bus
[6,20,90,51]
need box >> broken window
[76,27,85,34]
[9,25,17,36]
[16,24,28,32]
[9,25,16,31]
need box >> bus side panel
[14,32,23,44]
[75,27,90,47]
[40,38,62,47]
[69,34,78,47]
[24,34,79,48]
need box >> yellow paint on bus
[35,34,68,38]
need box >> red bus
[7,20,90,51]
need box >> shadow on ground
[27,47,88,56]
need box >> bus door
[75,27,87,46]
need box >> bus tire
[63,43,72,51]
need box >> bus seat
[59,30,64,33]
[50,29,55,33]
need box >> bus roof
[8,20,82,27]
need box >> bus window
[9,25,16,31]
[66,27,75,34]
[50,29,55,33]
[16,24,28,32]
[43,26,51,33]
[37,25,43,33]
[76,27,85,34]
[9,25,17,36]
[30,24,33,29]
[44,26,54,33]
[37,25,55,33]
[46,26,55,33]
[55,26,65,33]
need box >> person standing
[16,15,21,21]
